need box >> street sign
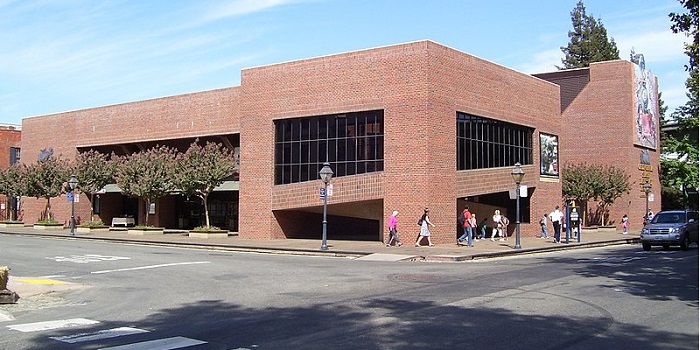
[320,187,326,200]
[67,192,74,202]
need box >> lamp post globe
[68,175,78,236]
[319,163,334,251]
[511,163,525,249]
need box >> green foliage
[661,0,699,208]
[559,0,620,69]
[0,164,27,221]
[191,226,225,232]
[78,220,106,227]
[172,140,237,228]
[23,155,71,222]
[74,150,117,220]
[563,162,630,226]
[114,145,178,226]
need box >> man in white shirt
[549,206,564,243]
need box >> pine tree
[560,1,620,69]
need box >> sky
[0,0,691,126]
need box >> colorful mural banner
[632,54,659,149]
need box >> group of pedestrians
[456,207,511,247]
[385,208,437,247]
[539,206,564,243]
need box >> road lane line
[91,261,211,274]
[7,318,99,332]
[50,327,149,343]
[98,336,207,350]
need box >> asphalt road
[0,235,697,350]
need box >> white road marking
[7,318,99,332]
[91,261,211,274]
[50,327,149,343]
[47,254,131,263]
[98,336,207,350]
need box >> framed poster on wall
[540,133,559,177]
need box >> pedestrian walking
[386,210,402,246]
[539,213,549,238]
[415,208,436,247]
[499,215,510,241]
[621,214,629,234]
[470,214,478,242]
[549,206,564,243]
[457,206,473,246]
[477,217,488,239]
[490,210,503,241]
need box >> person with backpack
[457,206,473,246]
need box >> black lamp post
[511,163,525,249]
[68,174,78,236]
[643,182,652,225]
[319,162,334,251]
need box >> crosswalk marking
[98,336,207,350]
[50,327,149,344]
[7,318,100,332]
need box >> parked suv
[640,210,699,251]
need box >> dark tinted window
[274,110,384,185]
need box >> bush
[78,221,106,227]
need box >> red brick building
[0,124,21,221]
[17,40,659,242]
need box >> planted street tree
[24,153,71,223]
[74,150,116,223]
[0,164,27,221]
[115,145,178,227]
[172,141,237,230]
[595,165,631,226]
[562,162,598,225]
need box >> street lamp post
[643,182,652,225]
[68,174,78,236]
[511,163,525,250]
[319,162,334,251]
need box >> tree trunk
[45,197,52,221]
[144,198,151,226]
[202,194,210,228]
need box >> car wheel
[680,235,690,250]
[642,242,651,251]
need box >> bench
[111,217,135,227]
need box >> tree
[560,0,620,69]
[595,165,631,226]
[562,162,597,225]
[74,150,116,222]
[172,141,237,229]
[661,0,699,209]
[0,164,27,221]
[563,163,630,226]
[24,155,71,222]
[114,145,178,227]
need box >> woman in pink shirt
[386,210,402,246]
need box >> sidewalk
[0,226,640,262]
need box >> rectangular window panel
[456,112,533,171]
[274,110,384,184]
